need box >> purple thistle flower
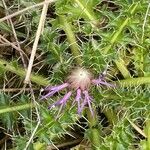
[41,83,69,100]
[41,67,114,116]
[48,91,72,109]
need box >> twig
[2,0,27,68]
[24,83,40,150]
[0,0,55,23]
[0,35,28,60]
[127,118,147,138]
[0,88,38,92]
[24,0,51,148]
[0,134,10,146]
[47,138,82,149]
[11,84,26,99]
[24,0,50,84]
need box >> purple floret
[92,71,115,87]
[48,91,72,109]
[78,90,94,116]
[82,90,94,116]
[75,89,82,114]
[92,79,115,87]
[41,83,69,100]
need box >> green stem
[0,58,49,86]
[104,2,139,54]
[1,58,150,87]
[59,15,83,65]
[117,76,150,87]
[74,0,97,25]
[115,58,131,78]
[102,108,118,126]
[87,110,102,149]
[133,47,144,76]
[0,103,33,114]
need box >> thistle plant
[41,67,114,116]
[0,0,150,150]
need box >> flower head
[67,68,92,90]
[41,67,114,116]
